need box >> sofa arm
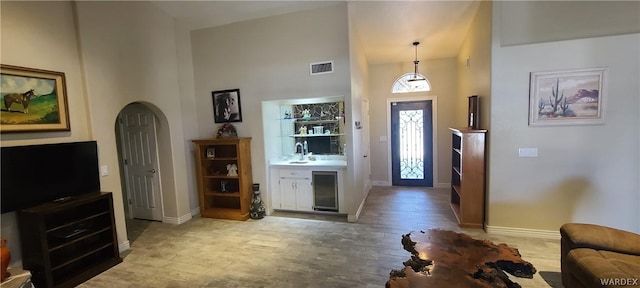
[560,223,640,256]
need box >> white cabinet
[269,164,345,214]
[278,175,312,211]
[270,168,313,212]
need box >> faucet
[295,142,304,160]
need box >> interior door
[390,100,433,187]
[118,103,163,221]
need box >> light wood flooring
[81,186,563,288]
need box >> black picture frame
[212,89,242,123]
[468,95,479,129]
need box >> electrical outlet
[518,148,538,158]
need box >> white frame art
[529,67,606,126]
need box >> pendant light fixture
[406,41,431,91]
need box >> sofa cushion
[567,248,640,287]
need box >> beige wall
[74,1,195,230]
[500,1,640,46]
[190,4,357,215]
[368,58,457,186]
[0,1,94,264]
[490,2,640,233]
[456,0,492,130]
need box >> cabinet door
[279,178,297,210]
[295,178,313,211]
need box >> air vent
[310,61,334,75]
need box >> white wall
[490,2,640,233]
[368,59,458,186]
[190,4,354,216]
[0,1,94,265]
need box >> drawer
[278,169,312,179]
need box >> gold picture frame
[1,64,71,133]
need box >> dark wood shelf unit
[192,137,253,220]
[17,192,122,288]
[449,128,487,229]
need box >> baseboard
[435,182,450,189]
[486,225,561,240]
[163,212,193,224]
[118,240,130,252]
[371,180,390,186]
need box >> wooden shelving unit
[192,137,253,220]
[17,192,121,288]
[449,128,487,229]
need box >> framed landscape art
[529,68,606,126]
[0,64,70,133]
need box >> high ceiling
[154,1,480,64]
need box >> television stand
[52,196,73,203]
[17,192,121,288]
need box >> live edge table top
[386,229,537,288]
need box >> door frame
[386,96,438,187]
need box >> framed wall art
[529,68,606,126]
[212,88,242,123]
[0,64,71,133]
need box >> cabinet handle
[148,168,156,174]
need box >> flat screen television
[1,141,101,213]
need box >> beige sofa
[560,223,640,288]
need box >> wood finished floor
[81,186,563,288]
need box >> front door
[391,100,433,187]
[118,103,163,221]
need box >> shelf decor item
[1,238,10,281]
[468,95,479,129]
[212,88,242,123]
[249,183,266,219]
[216,123,238,138]
[529,68,606,126]
[0,64,71,133]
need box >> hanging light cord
[413,42,420,79]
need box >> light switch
[100,165,109,176]
[518,148,538,158]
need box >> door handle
[148,168,156,174]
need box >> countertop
[269,159,347,168]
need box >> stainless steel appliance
[312,171,338,212]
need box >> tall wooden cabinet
[192,137,253,220]
[17,192,121,288]
[449,128,487,229]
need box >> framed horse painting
[0,65,71,133]
[212,88,242,123]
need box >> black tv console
[17,192,122,288]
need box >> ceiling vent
[310,61,334,75]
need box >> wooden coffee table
[387,229,537,288]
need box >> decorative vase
[1,238,10,281]
[249,183,266,219]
